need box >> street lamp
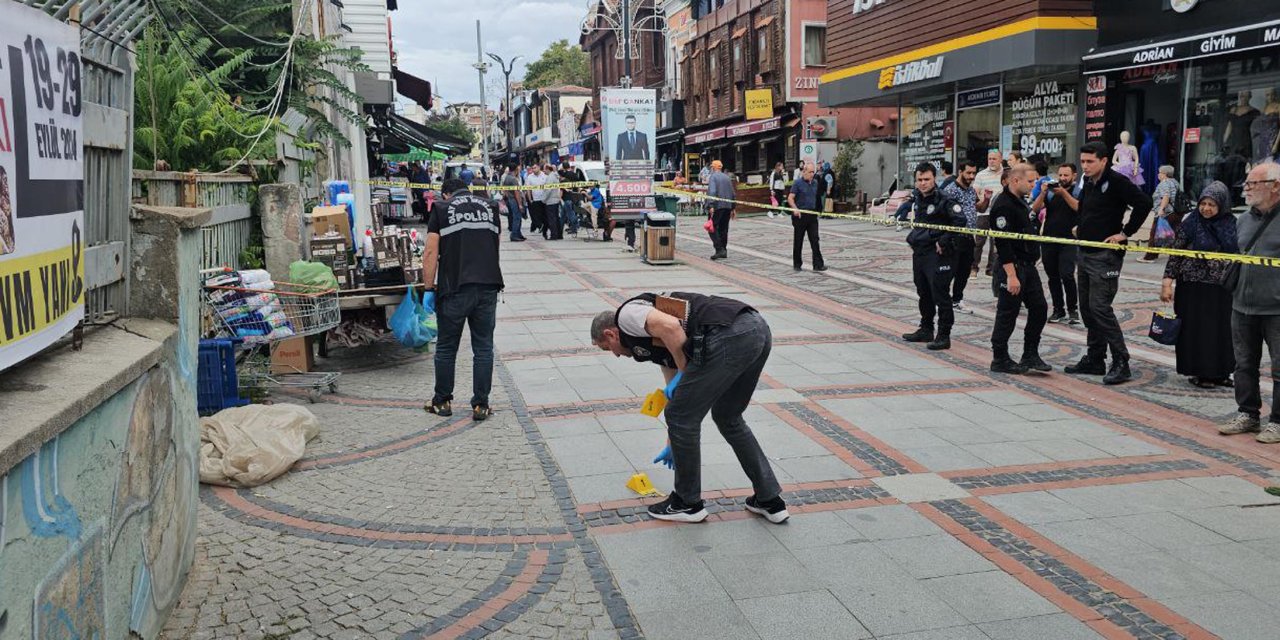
[486,52,523,162]
[473,21,492,170]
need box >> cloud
[390,0,590,110]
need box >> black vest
[615,292,754,367]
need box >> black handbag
[1148,310,1181,346]
[1224,211,1278,291]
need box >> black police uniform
[989,186,1048,367]
[904,188,967,342]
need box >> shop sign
[1184,128,1202,143]
[1009,80,1076,160]
[1169,0,1200,13]
[579,122,601,137]
[956,86,1001,110]
[726,116,781,139]
[942,121,954,149]
[800,140,819,168]
[851,0,890,15]
[745,89,773,120]
[1084,76,1108,142]
[1122,62,1181,85]
[685,127,726,145]
[878,56,944,90]
[900,99,949,177]
[0,6,85,372]
[600,87,657,215]
[1085,20,1280,73]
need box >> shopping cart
[202,280,342,401]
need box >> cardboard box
[372,235,402,270]
[403,268,422,284]
[310,205,352,240]
[271,336,314,374]
[310,238,350,272]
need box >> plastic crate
[198,338,249,416]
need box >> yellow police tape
[363,178,604,192]
[655,186,1280,268]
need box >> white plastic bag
[199,404,320,487]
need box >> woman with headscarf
[1160,180,1239,388]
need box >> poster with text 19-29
[0,4,85,373]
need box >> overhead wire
[184,0,291,47]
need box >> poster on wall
[899,99,950,177]
[1084,75,1108,142]
[0,4,85,373]
[1007,80,1077,163]
[600,88,656,220]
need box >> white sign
[852,0,890,14]
[0,4,85,372]
[600,88,657,216]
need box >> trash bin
[642,211,676,265]
[656,195,678,214]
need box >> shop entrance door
[1109,65,1185,194]
[957,105,1001,166]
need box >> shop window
[1184,53,1280,204]
[1003,73,1080,168]
[733,41,742,83]
[803,25,826,67]
[709,49,719,92]
[757,29,771,73]
[899,96,953,182]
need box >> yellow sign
[745,89,773,120]
[0,243,85,350]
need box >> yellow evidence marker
[640,388,668,417]
[626,472,663,497]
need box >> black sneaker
[927,336,951,351]
[745,495,790,524]
[813,265,829,272]
[647,494,708,523]
[425,400,453,417]
[990,358,1028,375]
[1047,311,1068,324]
[472,405,492,422]
[1103,360,1132,385]
[1064,356,1106,376]
[902,327,934,343]
[1020,354,1053,373]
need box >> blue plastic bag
[1153,216,1175,248]
[389,286,437,350]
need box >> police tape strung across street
[363,179,604,192]
[655,186,1280,268]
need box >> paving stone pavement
[164,219,1280,640]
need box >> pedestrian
[1140,165,1183,262]
[938,160,956,190]
[1064,141,1154,385]
[942,160,988,314]
[1160,181,1238,388]
[706,160,735,260]
[989,163,1051,374]
[501,165,526,242]
[820,162,836,212]
[788,162,827,272]
[901,162,967,351]
[972,149,1004,276]
[589,293,788,523]
[770,162,788,212]
[526,165,547,236]
[1220,162,1280,443]
[459,163,475,186]
[699,162,711,185]
[1041,163,1083,325]
[544,164,564,240]
[422,179,504,422]
[792,162,804,183]
[559,160,584,237]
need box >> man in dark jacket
[901,162,967,351]
[989,164,1050,374]
[1064,142,1154,385]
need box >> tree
[523,39,591,89]
[833,140,865,204]
[425,116,477,147]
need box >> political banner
[600,88,656,219]
[0,5,85,372]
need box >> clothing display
[1113,143,1145,187]
[1250,112,1279,163]
[1139,123,1162,195]
[1225,106,1259,156]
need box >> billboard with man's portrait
[600,88,656,217]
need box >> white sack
[199,404,320,487]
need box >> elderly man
[706,160,736,260]
[1221,162,1280,443]
[788,162,827,272]
[971,149,1005,276]
[589,293,788,524]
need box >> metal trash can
[642,211,676,265]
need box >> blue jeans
[561,200,578,234]
[506,197,525,240]
[432,285,499,407]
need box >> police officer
[589,293,788,525]
[989,164,1051,374]
[901,162,967,351]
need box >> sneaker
[927,335,951,351]
[1068,310,1082,325]
[990,358,1028,375]
[1257,423,1280,444]
[1064,356,1106,375]
[1020,354,1053,373]
[1047,310,1068,324]
[472,405,492,422]
[1219,413,1261,435]
[953,301,973,314]
[902,327,934,343]
[745,495,790,524]
[1103,360,1132,385]
[647,494,708,523]
[813,265,829,272]
[425,400,453,417]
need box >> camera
[1045,179,1061,189]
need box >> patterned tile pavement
[162,218,1280,640]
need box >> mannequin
[1139,119,1162,195]
[1113,131,1144,187]
[1251,88,1280,163]
[1223,90,1259,156]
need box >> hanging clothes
[1139,123,1162,195]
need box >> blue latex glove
[664,371,683,399]
[652,444,673,469]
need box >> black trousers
[711,208,733,253]
[528,201,546,234]
[1077,250,1128,362]
[912,249,955,334]
[792,213,825,269]
[1041,244,1079,315]
[952,236,975,303]
[991,264,1049,360]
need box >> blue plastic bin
[198,338,248,416]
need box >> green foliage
[425,117,477,147]
[833,140,865,203]
[523,39,591,89]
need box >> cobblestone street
[165,218,1280,640]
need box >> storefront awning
[1082,18,1280,74]
[818,16,1097,107]
[393,67,432,109]
[386,113,471,156]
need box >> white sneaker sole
[649,508,709,523]
[745,504,790,524]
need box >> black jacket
[1077,166,1153,249]
[904,188,967,252]
[990,187,1039,265]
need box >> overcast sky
[391,1,589,111]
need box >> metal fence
[131,171,257,271]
